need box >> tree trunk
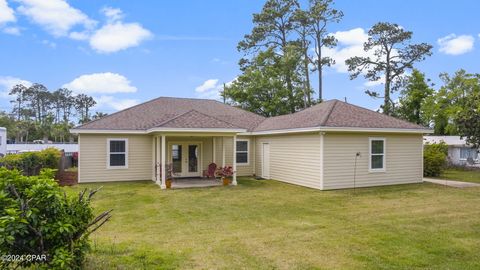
[303,46,311,107]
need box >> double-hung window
[236,139,249,165]
[369,138,385,172]
[108,139,128,168]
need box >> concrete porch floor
[171,178,223,189]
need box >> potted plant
[166,163,174,189]
[217,166,234,186]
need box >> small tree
[423,142,448,177]
[0,168,112,269]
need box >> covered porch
[151,133,239,189]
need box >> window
[108,139,128,168]
[369,138,385,171]
[460,147,478,160]
[236,139,249,165]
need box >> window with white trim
[370,138,385,171]
[108,139,128,168]
[236,139,249,165]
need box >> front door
[169,143,201,177]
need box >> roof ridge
[319,99,338,126]
[153,109,195,128]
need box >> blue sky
[0,0,478,114]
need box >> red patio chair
[206,163,217,179]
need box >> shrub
[424,142,448,177]
[0,168,112,269]
[0,148,62,176]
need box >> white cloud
[63,72,137,94]
[195,79,219,93]
[0,76,32,98]
[101,6,124,23]
[322,28,372,73]
[86,6,151,53]
[3,26,20,35]
[194,78,236,99]
[0,0,15,25]
[94,95,139,111]
[437,34,474,55]
[69,31,89,41]
[17,0,96,37]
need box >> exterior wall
[323,133,423,190]
[79,134,152,183]
[212,136,254,176]
[255,133,322,189]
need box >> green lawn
[437,168,480,184]
[65,178,480,269]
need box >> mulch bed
[55,171,78,186]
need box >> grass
[436,168,480,184]
[64,178,480,269]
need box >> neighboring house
[6,143,78,154]
[71,97,431,190]
[423,136,479,165]
[0,127,6,156]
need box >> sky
[0,0,479,114]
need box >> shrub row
[0,148,61,176]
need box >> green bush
[0,148,62,176]
[0,168,111,269]
[424,142,448,177]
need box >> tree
[307,0,343,101]
[456,91,480,148]
[224,48,302,117]
[345,22,432,115]
[9,84,28,121]
[396,69,434,126]
[75,94,96,123]
[425,70,480,135]
[237,0,305,113]
[92,112,108,120]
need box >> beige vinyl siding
[212,136,254,176]
[236,136,255,176]
[255,133,321,189]
[79,134,152,182]
[323,133,423,190]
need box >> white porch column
[156,136,161,185]
[152,136,156,181]
[232,135,237,185]
[161,135,166,189]
[222,137,225,167]
[212,137,216,163]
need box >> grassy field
[437,168,480,184]
[65,178,480,269]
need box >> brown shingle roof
[76,97,427,132]
[253,99,426,131]
[76,97,265,131]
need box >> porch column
[212,137,216,163]
[232,135,237,185]
[222,137,225,167]
[156,136,161,185]
[161,135,166,189]
[152,136,156,181]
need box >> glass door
[169,142,201,177]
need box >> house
[0,127,6,156]
[70,97,432,190]
[423,136,479,165]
